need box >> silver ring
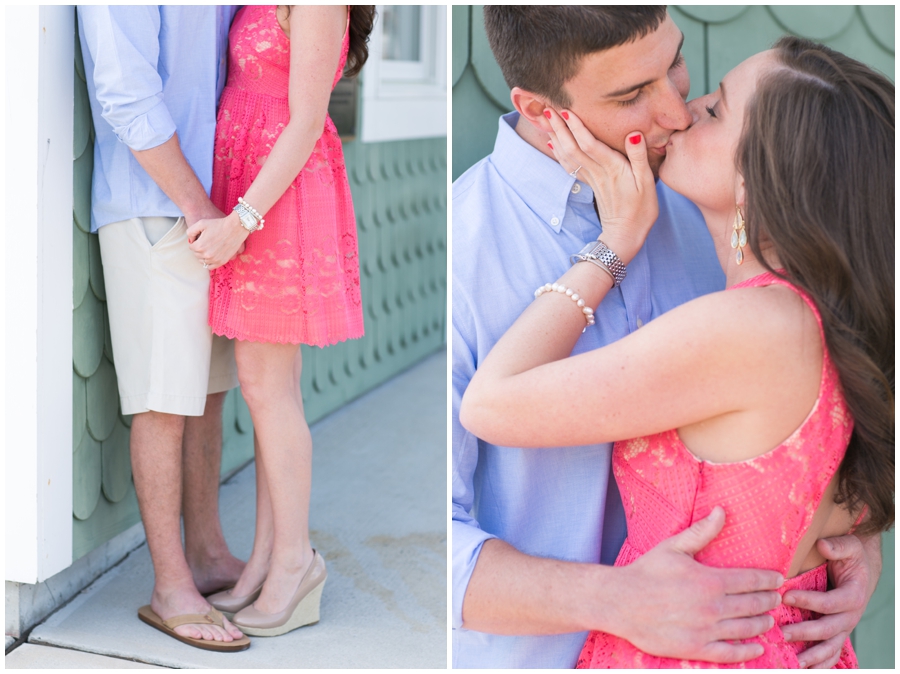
[569,165,582,178]
[202,261,209,269]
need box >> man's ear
[510,87,553,133]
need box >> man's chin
[649,153,664,180]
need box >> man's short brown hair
[483,6,668,107]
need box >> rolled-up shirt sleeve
[452,284,497,630]
[77,6,176,151]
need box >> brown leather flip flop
[137,605,251,652]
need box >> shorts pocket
[148,217,185,250]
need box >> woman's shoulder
[664,279,825,462]
[663,275,820,345]
[650,278,823,399]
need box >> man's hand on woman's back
[602,506,783,663]
[782,533,881,668]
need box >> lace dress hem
[211,324,364,347]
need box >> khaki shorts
[98,216,238,416]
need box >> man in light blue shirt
[78,6,247,648]
[452,7,879,668]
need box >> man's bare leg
[131,410,243,641]
[182,391,245,594]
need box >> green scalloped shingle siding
[452,5,894,180]
[451,5,893,667]
[72,18,446,559]
[72,433,101,521]
[672,5,894,100]
[101,420,131,503]
[72,21,142,557]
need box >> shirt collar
[489,112,595,233]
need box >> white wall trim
[5,5,75,584]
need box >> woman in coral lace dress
[461,38,893,668]
[187,5,375,637]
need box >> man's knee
[202,391,228,419]
[131,410,187,451]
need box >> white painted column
[4,5,75,583]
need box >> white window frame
[360,5,447,143]
[379,6,428,81]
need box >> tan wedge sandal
[232,551,327,637]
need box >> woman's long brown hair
[345,6,376,78]
[738,36,894,535]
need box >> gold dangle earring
[731,205,747,265]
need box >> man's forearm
[462,538,615,635]
[130,133,220,225]
[461,511,784,664]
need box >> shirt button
[636,317,644,328]
[571,183,581,194]
[550,217,560,226]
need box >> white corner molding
[5,5,75,583]
[360,5,447,143]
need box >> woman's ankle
[271,545,315,577]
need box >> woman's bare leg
[234,340,315,614]
[228,430,275,597]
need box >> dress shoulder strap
[730,270,825,334]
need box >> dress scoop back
[577,272,857,669]
[208,5,364,346]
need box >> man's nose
[656,80,693,131]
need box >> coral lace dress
[209,5,364,346]
[577,272,858,669]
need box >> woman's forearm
[459,259,614,440]
[239,118,324,216]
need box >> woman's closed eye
[705,104,717,118]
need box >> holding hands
[544,108,658,264]
[187,212,248,270]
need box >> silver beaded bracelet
[534,282,595,331]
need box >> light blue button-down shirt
[77,6,236,231]
[452,112,725,668]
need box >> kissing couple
[453,6,892,669]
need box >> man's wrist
[574,562,627,635]
[597,232,642,268]
[182,198,222,227]
[463,539,622,635]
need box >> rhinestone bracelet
[534,282,595,331]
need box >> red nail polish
[629,134,642,145]
[547,141,554,150]
[561,111,569,120]
[543,110,551,119]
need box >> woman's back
[576,272,858,669]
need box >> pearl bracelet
[238,196,265,228]
[533,282,596,330]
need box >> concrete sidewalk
[7,349,447,669]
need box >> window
[360,5,447,143]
